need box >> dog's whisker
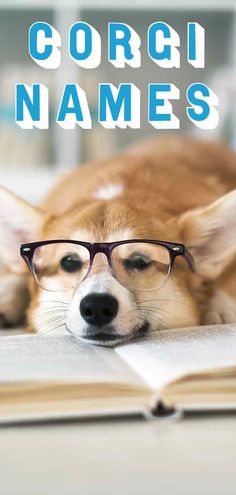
[33,308,68,317]
[36,317,66,333]
[139,302,191,322]
[35,311,66,322]
[138,313,165,326]
[137,314,167,331]
[36,300,69,306]
[139,309,180,324]
[139,306,175,316]
[35,302,68,306]
[140,297,192,308]
[139,307,181,329]
[34,318,67,328]
[33,309,67,318]
[147,310,179,326]
[33,310,67,319]
[37,322,67,337]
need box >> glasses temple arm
[183,247,195,272]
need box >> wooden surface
[0,413,235,495]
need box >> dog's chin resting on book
[0,324,236,423]
[0,136,236,346]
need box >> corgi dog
[0,136,236,346]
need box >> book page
[0,333,142,386]
[116,324,236,390]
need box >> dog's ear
[179,189,236,279]
[0,186,47,271]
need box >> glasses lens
[32,243,90,291]
[111,242,171,291]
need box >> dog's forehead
[70,227,133,243]
[46,199,169,243]
[68,201,136,242]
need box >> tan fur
[1,136,236,342]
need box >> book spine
[146,400,183,420]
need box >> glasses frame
[20,239,195,291]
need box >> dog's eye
[60,254,82,273]
[123,254,152,271]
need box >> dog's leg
[203,291,236,325]
[0,269,29,327]
[203,264,236,325]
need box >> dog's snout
[80,293,118,327]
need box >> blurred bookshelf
[0,1,235,199]
[0,1,235,10]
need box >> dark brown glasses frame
[20,239,195,288]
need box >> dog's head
[1,186,236,346]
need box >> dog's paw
[0,273,29,328]
[203,290,236,325]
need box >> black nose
[80,293,119,327]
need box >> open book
[0,324,236,423]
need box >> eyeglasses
[20,239,195,292]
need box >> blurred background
[0,0,235,202]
